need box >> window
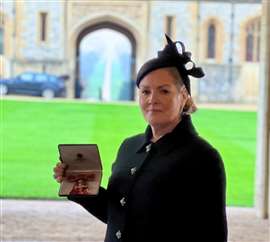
[49,76,57,82]
[0,27,3,54]
[36,74,48,82]
[40,12,47,42]
[245,18,261,62]
[165,16,176,39]
[207,23,216,59]
[20,73,33,81]
[256,22,261,62]
[246,28,254,61]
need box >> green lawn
[0,99,257,207]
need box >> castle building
[0,0,262,103]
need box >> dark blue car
[0,72,67,98]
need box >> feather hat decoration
[136,34,205,94]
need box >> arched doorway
[75,22,136,100]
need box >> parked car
[0,72,68,98]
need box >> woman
[53,35,228,242]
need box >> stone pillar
[255,0,270,219]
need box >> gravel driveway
[1,199,269,242]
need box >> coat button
[116,230,122,239]
[120,197,126,207]
[130,167,137,175]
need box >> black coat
[68,115,228,242]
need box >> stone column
[255,0,270,219]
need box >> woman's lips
[147,109,162,112]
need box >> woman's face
[138,68,188,127]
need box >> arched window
[207,23,216,59]
[245,18,261,62]
[0,27,3,55]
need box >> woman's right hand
[53,162,67,183]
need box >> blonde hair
[165,67,197,115]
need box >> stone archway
[74,21,137,100]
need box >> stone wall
[1,0,263,102]
[18,2,65,61]
[198,63,241,102]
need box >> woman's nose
[148,91,159,103]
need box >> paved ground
[1,199,269,242]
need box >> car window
[36,74,48,82]
[20,73,33,81]
[49,76,57,82]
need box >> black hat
[136,34,205,94]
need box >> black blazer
[68,115,228,242]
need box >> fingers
[55,162,67,169]
[54,163,67,172]
[53,161,68,183]
[56,176,63,183]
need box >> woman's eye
[160,89,170,94]
[141,90,150,95]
